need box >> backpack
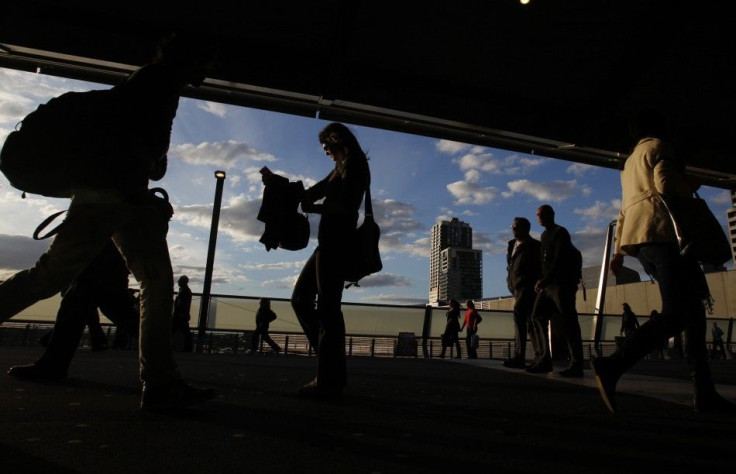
[570,243,583,283]
[570,242,586,300]
[0,88,121,198]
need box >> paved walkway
[455,358,736,408]
[1,347,734,474]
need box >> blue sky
[1,67,733,306]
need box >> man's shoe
[140,379,216,410]
[694,392,736,414]
[526,361,553,374]
[590,357,621,414]
[502,358,526,369]
[559,366,584,378]
[7,363,67,382]
[298,378,343,400]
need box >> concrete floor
[1,347,734,474]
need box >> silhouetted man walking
[527,205,585,377]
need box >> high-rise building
[727,190,736,266]
[428,218,482,305]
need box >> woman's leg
[291,251,319,349]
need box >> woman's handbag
[659,192,732,267]
[345,186,382,288]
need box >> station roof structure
[2,1,734,188]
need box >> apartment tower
[428,218,482,305]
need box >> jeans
[291,246,347,387]
[614,244,713,392]
[465,328,478,359]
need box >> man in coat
[503,217,541,369]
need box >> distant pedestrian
[250,298,281,354]
[461,300,482,359]
[438,299,462,359]
[711,322,726,360]
[503,217,541,369]
[172,275,193,352]
[620,303,640,338]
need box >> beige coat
[614,137,691,255]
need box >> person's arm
[300,173,330,213]
[303,158,368,215]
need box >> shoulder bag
[345,186,382,288]
[659,192,732,267]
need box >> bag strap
[364,185,373,217]
[33,210,67,240]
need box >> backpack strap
[33,210,67,240]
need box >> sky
[1,67,733,306]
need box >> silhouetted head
[259,297,270,308]
[448,298,460,310]
[178,275,189,286]
[536,205,555,228]
[466,300,475,309]
[511,217,531,239]
[629,108,668,142]
[318,122,367,165]
[153,33,213,87]
[622,303,631,312]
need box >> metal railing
[5,319,728,361]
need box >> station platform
[1,347,734,473]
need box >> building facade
[429,218,482,305]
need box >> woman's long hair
[318,122,368,162]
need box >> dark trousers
[251,327,281,353]
[291,248,347,387]
[439,332,461,358]
[512,286,536,360]
[529,283,584,368]
[711,340,726,359]
[38,280,139,372]
[613,244,714,394]
[465,328,478,359]
[171,316,193,352]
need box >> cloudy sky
[1,67,733,306]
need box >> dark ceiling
[2,0,735,188]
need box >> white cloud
[170,140,277,169]
[573,200,621,223]
[710,189,732,206]
[435,139,471,154]
[447,180,497,205]
[504,179,577,202]
[464,169,482,183]
[198,101,228,118]
[453,151,543,176]
[567,162,596,177]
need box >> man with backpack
[527,204,585,377]
[0,33,215,410]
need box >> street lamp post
[197,170,227,352]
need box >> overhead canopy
[2,0,735,188]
